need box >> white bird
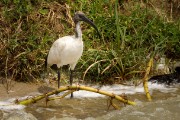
[45,11,100,97]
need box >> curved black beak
[80,15,101,39]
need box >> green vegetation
[0,0,179,83]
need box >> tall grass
[0,0,179,83]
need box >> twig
[107,97,120,110]
[47,90,75,101]
[83,59,108,80]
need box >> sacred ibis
[45,11,100,97]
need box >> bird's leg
[43,55,50,85]
[43,55,48,80]
[57,69,60,88]
[70,70,74,98]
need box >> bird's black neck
[75,22,82,38]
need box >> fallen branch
[17,85,136,106]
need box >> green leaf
[39,9,49,15]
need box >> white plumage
[47,35,83,70]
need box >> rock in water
[149,67,180,85]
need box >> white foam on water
[0,82,178,111]
[0,101,25,111]
[67,82,178,98]
[0,97,30,111]
[148,82,178,93]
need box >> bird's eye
[78,14,85,18]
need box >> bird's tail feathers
[44,54,58,72]
[50,64,58,71]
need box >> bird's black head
[73,11,101,38]
[73,11,86,23]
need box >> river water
[0,82,179,120]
